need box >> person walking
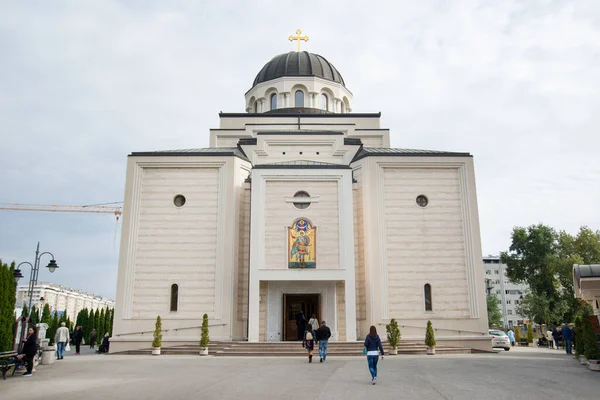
[89,328,97,349]
[507,329,515,347]
[18,326,38,376]
[302,328,315,363]
[546,328,554,349]
[296,311,306,341]
[73,326,83,354]
[308,314,319,332]
[54,322,70,360]
[364,325,384,385]
[315,320,331,363]
[561,324,573,355]
[551,327,560,350]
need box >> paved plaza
[2,346,599,399]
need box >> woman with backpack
[302,327,315,363]
[363,325,384,384]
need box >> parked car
[489,329,511,351]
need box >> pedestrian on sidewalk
[315,320,331,363]
[89,328,97,349]
[364,325,384,385]
[73,325,83,354]
[546,329,554,349]
[54,322,70,360]
[551,327,560,350]
[561,324,573,355]
[508,329,515,347]
[303,328,315,363]
[308,314,319,332]
[17,326,38,376]
[296,311,306,341]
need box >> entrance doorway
[283,294,320,341]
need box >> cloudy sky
[1,1,599,300]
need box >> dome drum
[246,51,352,114]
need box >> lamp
[14,268,23,283]
[46,259,58,273]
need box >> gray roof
[574,264,600,284]
[129,147,249,161]
[254,160,350,169]
[353,147,471,161]
[252,51,345,88]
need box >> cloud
[1,0,599,298]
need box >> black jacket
[315,325,331,341]
[23,333,38,357]
[74,329,83,344]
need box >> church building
[111,33,491,352]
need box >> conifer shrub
[527,324,534,344]
[386,318,401,348]
[152,316,162,348]
[425,320,436,348]
[200,314,210,348]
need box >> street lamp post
[13,242,58,351]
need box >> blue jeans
[367,355,379,379]
[564,338,572,355]
[56,342,65,358]
[319,340,328,360]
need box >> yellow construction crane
[0,203,123,220]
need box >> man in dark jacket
[296,311,306,341]
[561,324,573,355]
[551,327,561,349]
[315,321,332,363]
[18,326,38,376]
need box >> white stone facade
[16,282,114,322]
[111,51,491,352]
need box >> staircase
[122,341,472,356]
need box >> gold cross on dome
[289,29,309,52]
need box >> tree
[200,313,210,349]
[527,324,534,344]
[98,308,106,338]
[30,305,39,325]
[0,260,18,352]
[107,308,114,336]
[425,320,436,348]
[21,303,29,318]
[486,295,503,328]
[152,316,162,348]
[583,317,600,360]
[516,291,568,328]
[88,308,96,342]
[386,318,401,349]
[48,312,59,345]
[514,327,521,343]
[41,303,52,325]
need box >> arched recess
[290,84,308,107]
[170,283,179,312]
[342,96,351,113]
[320,88,335,111]
[248,96,256,113]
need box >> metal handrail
[377,322,488,336]
[114,323,227,337]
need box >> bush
[425,320,436,348]
[386,318,401,348]
[152,316,162,348]
[200,314,210,348]
[527,324,534,344]
[574,317,584,357]
[514,327,521,342]
[583,317,600,360]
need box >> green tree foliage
[583,317,600,360]
[501,225,600,325]
[200,313,210,348]
[88,308,96,342]
[48,312,59,345]
[30,305,39,325]
[0,260,18,351]
[486,295,503,328]
[152,316,162,348]
[514,327,521,342]
[107,308,114,336]
[386,318,401,348]
[41,303,51,325]
[527,324,534,344]
[574,317,585,358]
[98,308,106,338]
[425,320,436,348]
[21,303,29,318]
[516,291,568,328]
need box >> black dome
[253,51,345,87]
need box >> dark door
[284,294,320,341]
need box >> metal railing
[114,323,227,338]
[376,322,488,336]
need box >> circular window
[293,191,310,210]
[173,195,186,207]
[416,195,428,207]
